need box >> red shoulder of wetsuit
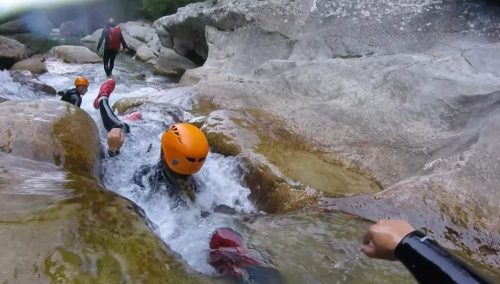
[209,228,261,277]
[108,26,122,50]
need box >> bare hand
[107,128,124,152]
[362,219,415,260]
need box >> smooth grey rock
[159,0,500,267]
[49,45,100,63]
[0,36,27,69]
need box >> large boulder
[0,36,27,69]
[157,0,500,268]
[0,100,101,176]
[11,56,47,74]
[49,45,100,63]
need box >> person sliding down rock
[362,219,491,284]
[96,18,132,77]
[93,80,209,201]
[209,227,284,284]
[58,76,89,107]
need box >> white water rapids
[2,57,256,274]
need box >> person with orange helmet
[131,123,209,199]
[58,76,89,107]
[94,79,209,197]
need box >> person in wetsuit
[209,227,284,284]
[93,79,209,197]
[58,76,89,107]
[97,18,131,77]
[362,219,491,284]
[92,78,130,156]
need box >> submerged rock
[49,45,100,64]
[10,70,56,96]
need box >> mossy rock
[0,154,200,283]
[112,97,147,115]
[0,100,102,177]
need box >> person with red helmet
[209,227,284,284]
[58,76,89,107]
[97,18,132,77]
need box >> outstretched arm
[362,220,490,284]
[97,29,106,52]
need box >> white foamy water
[37,58,256,274]
[0,70,47,100]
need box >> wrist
[394,230,426,259]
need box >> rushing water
[0,55,418,283]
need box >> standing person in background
[362,219,491,284]
[58,76,89,107]
[96,18,132,77]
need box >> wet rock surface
[9,71,56,96]
[157,0,500,268]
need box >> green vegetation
[141,0,203,19]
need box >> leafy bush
[141,0,203,19]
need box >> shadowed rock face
[155,0,500,269]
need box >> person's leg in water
[107,49,118,76]
[209,228,284,284]
[99,97,130,133]
[103,48,111,76]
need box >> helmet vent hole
[186,157,196,162]
[198,157,206,162]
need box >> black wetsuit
[59,88,82,107]
[99,97,130,133]
[97,24,129,77]
[132,154,199,201]
[396,230,490,284]
[98,97,129,156]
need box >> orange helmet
[161,123,209,175]
[74,76,89,87]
